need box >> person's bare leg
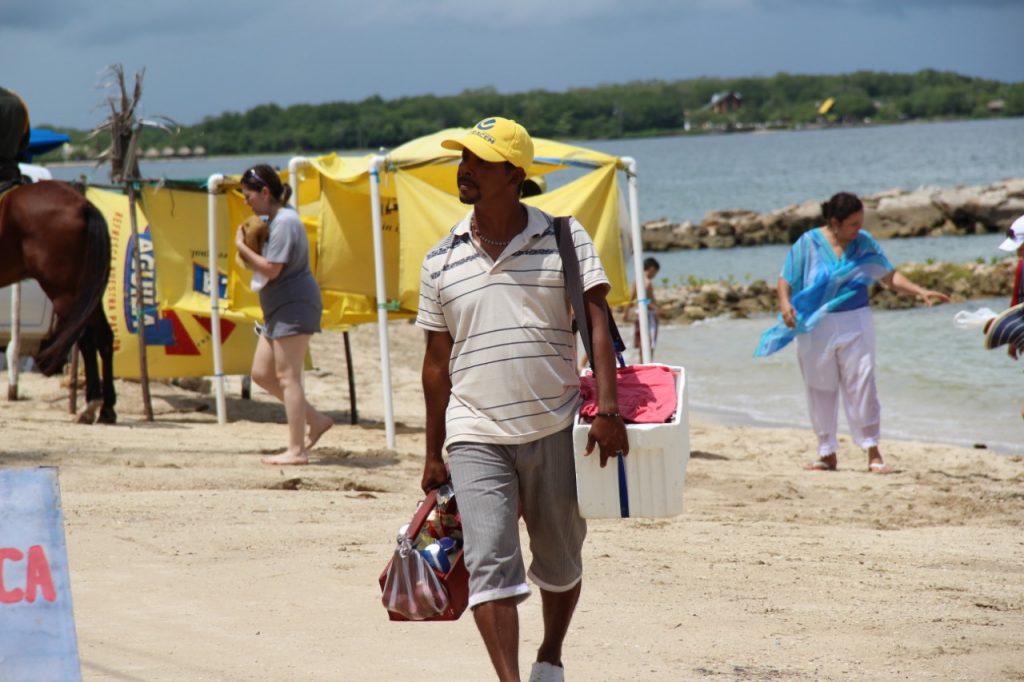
[252,335,331,452]
[536,582,580,668]
[305,410,334,450]
[261,334,311,465]
[250,335,281,396]
[473,598,520,682]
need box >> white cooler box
[572,364,690,519]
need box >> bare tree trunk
[92,64,175,424]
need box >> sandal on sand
[868,461,895,474]
[805,458,837,472]
[261,452,309,466]
[529,662,565,682]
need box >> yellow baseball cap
[441,117,534,170]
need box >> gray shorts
[262,301,321,339]
[448,427,587,608]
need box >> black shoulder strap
[553,216,625,369]
[555,216,594,365]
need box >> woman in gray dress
[235,164,333,464]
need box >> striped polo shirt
[416,205,610,449]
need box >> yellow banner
[393,163,629,310]
[316,171,406,327]
[528,164,629,306]
[208,176,328,328]
[392,170,479,312]
[87,187,258,379]
[221,184,264,321]
[289,137,629,328]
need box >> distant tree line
[47,70,1024,159]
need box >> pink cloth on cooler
[579,365,677,424]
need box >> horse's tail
[34,201,111,376]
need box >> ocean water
[660,298,1022,455]
[55,117,1024,225]
[595,118,1023,454]
[43,118,1024,453]
[580,117,1024,225]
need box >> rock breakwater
[642,179,1024,251]
[645,259,1015,325]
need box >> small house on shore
[705,91,743,114]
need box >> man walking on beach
[417,117,628,682]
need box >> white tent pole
[287,157,306,208]
[368,155,396,449]
[207,174,227,424]
[7,282,21,400]
[621,157,651,363]
[287,157,309,395]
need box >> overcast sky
[4,0,1022,130]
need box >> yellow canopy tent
[384,130,631,311]
[298,131,631,321]
[206,131,650,441]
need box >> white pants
[796,307,881,456]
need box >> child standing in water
[625,257,660,361]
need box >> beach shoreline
[2,321,1023,681]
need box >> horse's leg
[76,327,101,424]
[95,313,117,424]
[35,284,90,382]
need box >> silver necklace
[471,214,514,247]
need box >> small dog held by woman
[235,215,269,268]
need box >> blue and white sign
[0,468,82,682]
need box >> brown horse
[0,181,117,423]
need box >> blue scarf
[754,247,891,357]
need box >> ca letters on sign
[0,468,82,681]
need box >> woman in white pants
[758,192,949,473]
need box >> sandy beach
[2,321,1022,681]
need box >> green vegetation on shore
[42,69,1024,160]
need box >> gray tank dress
[258,207,322,339]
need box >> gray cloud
[1,0,255,45]
[337,0,642,27]
[0,0,89,30]
[762,0,1022,10]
